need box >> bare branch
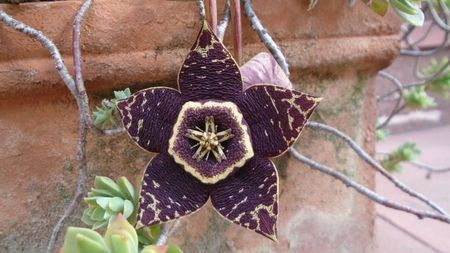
[290,148,450,223]
[45,1,93,252]
[377,213,446,253]
[376,71,405,129]
[242,0,290,77]
[306,121,449,216]
[377,61,450,106]
[427,0,450,32]
[197,0,206,22]
[348,0,357,8]
[216,0,231,41]
[409,161,450,179]
[156,223,170,246]
[167,220,181,238]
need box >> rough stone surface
[0,0,399,252]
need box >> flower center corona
[186,116,234,163]
[168,101,254,184]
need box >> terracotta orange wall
[0,0,400,252]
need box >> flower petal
[116,87,183,153]
[210,157,278,241]
[178,21,242,102]
[136,154,209,227]
[240,52,292,90]
[237,85,321,157]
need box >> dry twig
[306,121,448,216]
[216,0,231,41]
[290,148,450,223]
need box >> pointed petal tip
[266,232,278,243]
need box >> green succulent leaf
[114,88,132,100]
[83,176,137,229]
[137,228,154,247]
[403,86,436,109]
[92,88,130,129]
[371,0,390,16]
[95,177,126,199]
[93,106,115,129]
[123,199,135,218]
[150,224,162,240]
[61,227,107,253]
[166,244,183,253]
[90,188,116,197]
[104,215,139,252]
[81,209,96,226]
[391,0,424,26]
[109,197,125,212]
[109,234,137,253]
[92,207,106,221]
[117,176,138,204]
[141,245,169,253]
[76,234,109,253]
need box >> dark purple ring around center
[170,101,253,183]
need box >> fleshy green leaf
[61,227,106,253]
[109,197,125,212]
[81,209,96,226]
[141,245,169,253]
[92,220,108,230]
[109,234,137,253]
[392,0,424,26]
[104,214,139,251]
[94,176,126,199]
[371,0,389,16]
[117,177,137,204]
[96,197,112,209]
[92,207,106,221]
[123,199,134,218]
[114,88,132,100]
[166,244,183,253]
[76,234,109,253]
[150,224,162,240]
[137,228,154,247]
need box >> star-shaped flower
[117,22,321,240]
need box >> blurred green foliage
[382,142,421,172]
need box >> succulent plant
[82,176,138,230]
[93,88,131,129]
[61,214,170,253]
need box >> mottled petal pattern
[117,87,183,153]
[210,157,278,240]
[136,154,209,227]
[238,85,321,157]
[178,21,242,102]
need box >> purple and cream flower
[117,22,321,240]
